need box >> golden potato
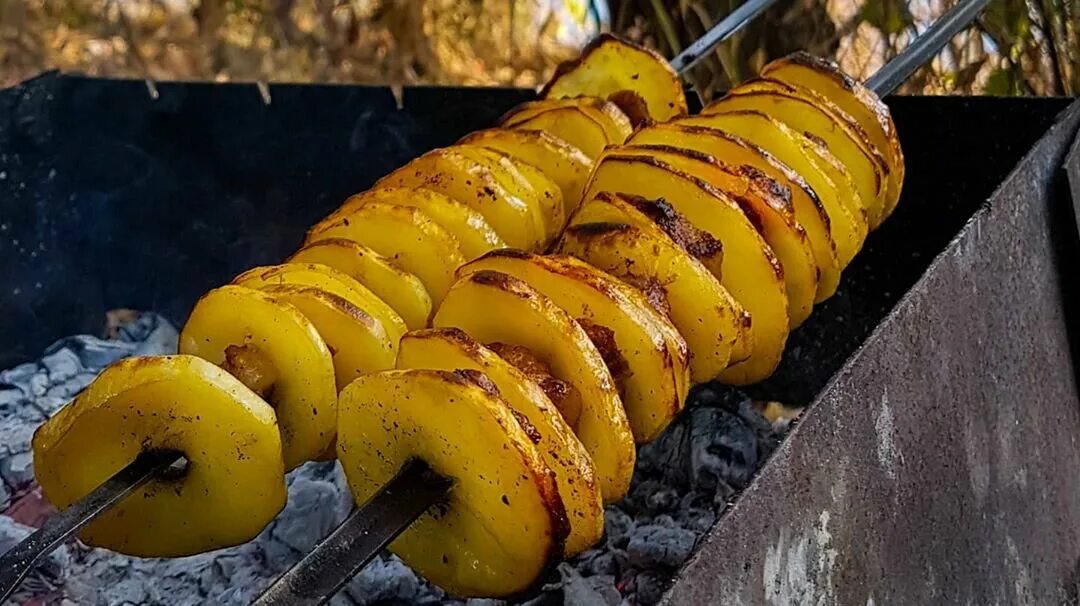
[231,262,407,346]
[503,106,611,160]
[560,192,750,382]
[500,96,632,145]
[761,52,904,219]
[583,154,788,385]
[541,34,687,121]
[604,144,817,328]
[288,238,432,330]
[306,202,466,304]
[32,355,286,557]
[397,328,603,556]
[459,128,593,213]
[337,369,567,597]
[332,187,504,260]
[433,270,635,502]
[374,147,546,250]
[458,250,690,443]
[452,145,564,244]
[262,284,395,390]
[179,285,337,469]
[678,110,868,267]
[627,122,841,302]
[705,84,887,228]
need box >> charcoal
[689,407,758,491]
[557,564,621,606]
[625,525,696,569]
[0,310,795,605]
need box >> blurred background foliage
[0,0,1075,99]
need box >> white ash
[1,314,791,606]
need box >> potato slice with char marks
[397,328,603,556]
[33,355,286,557]
[504,107,611,160]
[433,270,635,502]
[337,368,567,597]
[761,52,904,219]
[560,193,750,382]
[627,122,841,302]
[179,285,337,469]
[306,202,466,305]
[678,111,867,267]
[231,262,407,346]
[459,128,593,213]
[565,192,754,365]
[261,284,395,390]
[374,148,545,251]
[453,145,564,244]
[584,155,788,385]
[705,83,886,228]
[458,250,690,443]
[500,96,632,145]
[288,238,432,330]
[541,33,687,122]
[331,187,504,260]
[606,144,817,328]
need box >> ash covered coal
[1,314,794,606]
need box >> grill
[1,69,1079,604]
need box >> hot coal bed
[0,75,1074,605]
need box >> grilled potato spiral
[32,36,903,597]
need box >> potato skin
[32,355,286,557]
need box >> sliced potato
[565,191,755,364]
[331,187,504,260]
[374,147,545,251]
[459,128,594,214]
[705,84,886,228]
[541,33,687,121]
[500,96,632,145]
[627,122,841,302]
[678,110,868,267]
[606,144,817,328]
[337,369,567,597]
[433,270,635,502]
[288,238,432,330]
[583,155,788,385]
[561,192,749,382]
[458,250,690,443]
[453,145,563,244]
[397,328,603,556]
[306,202,466,304]
[33,355,286,557]
[761,52,904,218]
[179,285,336,469]
[261,284,395,390]
[231,262,407,345]
[503,106,611,160]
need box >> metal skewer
[253,460,451,606]
[0,450,184,602]
[670,0,783,75]
[865,0,991,96]
[0,0,991,602]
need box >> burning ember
[0,312,792,605]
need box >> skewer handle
[252,459,451,606]
[0,449,184,603]
[865,0,992,96]
[670,0,783,75]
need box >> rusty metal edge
[661,97,1080,605]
